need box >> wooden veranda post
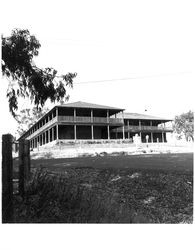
[19,139,30,197]
[2,134,13,223]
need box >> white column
[139,120,142,142]
[150,121,153,143]
[140,132,142,142]
[48,129,50,142]
[127,120,130,139]
[151,132,153,143]
[74,125,77,140]
[91,110,93,123]
[139,120,141,128]
[74,108,76,122]
[122,111,125,139]
[45,131,47,144]
[91,109,94,140]
[56,125,59,141]
[52,127,54,141]
[91,125,94,140]
[37,138,39,151]
[161,121,164,143]
[56,107,59,123]
[107,125,110,140]
[162,132,164,143]
[123,127,125,139]
[107,110,109,123]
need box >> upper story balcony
[58,116,123,124]
[112,125,173,133]
[26,115,124,140]
[27,116,58,140]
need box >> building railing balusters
[58,116,123,124]
[112,125,173,133]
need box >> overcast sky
[0,0,195,136]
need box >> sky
[0,1,195,249]
[0,0,195,136]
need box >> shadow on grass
[13,167,193,223]
[13,168,152,223]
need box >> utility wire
[73,71,191,85]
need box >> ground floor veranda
[29,124,168,149]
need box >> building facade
[19,101,173,149]
[111,112,173,143]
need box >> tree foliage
[2,29,77,117]
[16,107,50,136]
[174,111,194,141]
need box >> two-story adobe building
[18,101,173,149]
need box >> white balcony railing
[93,117,107,123]
[58,116,74,122]
[112,125,173,133]
[58,116,123,124]
[109,118,124,123]
[27,116,58,140]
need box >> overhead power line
[74,71,191,85]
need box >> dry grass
[13,164,193,223]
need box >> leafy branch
[2,29,77,117]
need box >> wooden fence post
[19,139,30,197]
[24,140,30,181]
[2,134,13,223]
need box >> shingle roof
[57,101,124,111]
[117,112,173,121]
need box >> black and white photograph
[0,0,194,249]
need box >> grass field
[30,152,193,172]
[13,153,193,223]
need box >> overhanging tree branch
[2,29,77,117]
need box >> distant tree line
[174,111,194,141]
[16,107,49,137]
